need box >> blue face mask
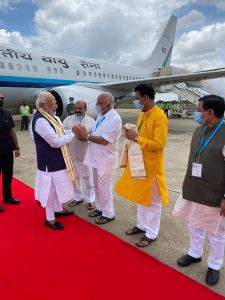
[95,105,102,114]
[133,100,143,110]
[75,115,84,122]
[194,112,205,125]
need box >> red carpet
[0,178,224,300]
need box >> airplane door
[74,65,82,82]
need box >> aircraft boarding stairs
[172,83,209,105]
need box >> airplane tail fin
[134,15,177,71]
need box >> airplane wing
[98,68,225,92]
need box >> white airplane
[0,14,225,118]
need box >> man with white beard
[31,91,77,230]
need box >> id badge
[192,163,202,177]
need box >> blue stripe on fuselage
[0,75,76,88]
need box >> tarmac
[10,109,224,296]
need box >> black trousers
[21,116,29,130]
[0,152,13,201]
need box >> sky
[0,0,225,94]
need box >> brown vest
[182,121,225,207]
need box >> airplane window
[119,75,121,80]
[32,65,37,72]
[129,76,132,80]
[126,76,128,80]
[107,74,110,79]
[25,65,30,71]
[103,73,106,78]
[76,70,80,76]
[47,67,51,73]
[59,68,63,74]
[17,64,22,71]
[89,71,92,76]
[8,63,13,70]
[123,75,125,80]
[83,71,86,76]
[111,74,114,79]
[0,62,5,69]
[53,68,57,74]
[98,73,102,78]
[94,72,97,77]
[115,74,118,79]
[133,76,135,80]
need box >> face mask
[95,105,102,114]
[133,100,143,110]
[193,112,205,125]
[75,115,84,122]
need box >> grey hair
[35,91,52,109]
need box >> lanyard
[94,116,105,131]
[198,119,224,161]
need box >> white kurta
[83,109,122,218]
[62,114,95,176]
[84,109,122,171]
[32,117,75,206]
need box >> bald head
[96,93,114,114]
[36,92,57,114]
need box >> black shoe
[205,268,220,286]
[0,205,5,213]
[3,198,20,205]
[177,254,201,267]
[55,209,74,217]
[45,220,64,230]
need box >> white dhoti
[173,195,225,270]
[73,160,95,203]
[93,168,115,219]
[35,169,75,221]
[136,177,162,239]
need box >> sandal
[89,209,102,217]
[135,235,156,248]
[126,226,146,235]
[95,216,115,225]
[87,202,96,210]
[69,199,83,207]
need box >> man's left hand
[220,199,225,217]
[15,149,20,157]
[125,128,138,141]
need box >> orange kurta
[115,105,168,206]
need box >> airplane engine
[49,85,104,119]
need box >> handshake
[72,124,88,140]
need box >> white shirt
[84,109,122,170]
[63,114,95,161]
[32,117,74,148]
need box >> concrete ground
[10,109,224,296]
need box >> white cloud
[0,0,23,10]
[0,29,31,47]
[173,22,225,69]
[178,9,205,28]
